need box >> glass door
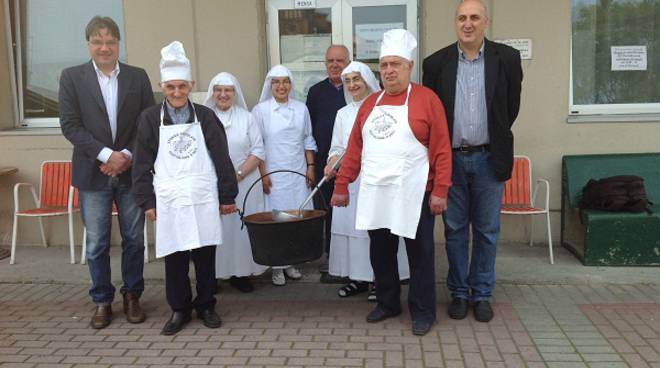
[341,0,419,83]
[266,0,342,99]
[266,0,418,100]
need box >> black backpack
[580,175,653,213]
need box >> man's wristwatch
[237,169,244,179]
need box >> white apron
[262,100,312,212]
[355,85,429,239]
[153,102,223,258]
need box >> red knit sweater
[334,83,452,198]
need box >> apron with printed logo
[153,102,222,258]
[355,85,429,239]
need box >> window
[8,0,125,128]
[570,0,660,116]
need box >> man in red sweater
[331,29,452,336]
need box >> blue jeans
[79,179,145,305]
[443,152,503,301]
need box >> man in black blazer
[422,0,522,323]
[59,16,155,329]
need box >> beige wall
[1,0,660,248]
[0,2,16,130]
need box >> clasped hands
[100,151,131,177]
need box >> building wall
[1,0,660,249]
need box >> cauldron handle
[239,169,329,228]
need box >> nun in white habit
[325,61,410,300]
[251,65,318,286]
[204,72,268,293]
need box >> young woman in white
[251,65,318,286]
[204,72,268,292]
[325,61,410,300]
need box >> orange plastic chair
[80,203,151,264]
[11,160,80,264]
[501,155,553,264]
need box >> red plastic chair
[80,203,151,264]
[11,161,79,264]
[501,155,553,264]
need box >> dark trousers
[164,245,217,314]
[368,192,436,323]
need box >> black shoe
[161,311,191,335]
[473,301,494,322]
[229,276,254,293]
[366,306,401,323]
[198,309,222,328]
[448,298,469,320]
[412,320,434,336]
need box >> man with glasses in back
[305,45,350,281]
[59,16,154,329]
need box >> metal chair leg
[10,214,18,264]
[38,217,48,247]
[81,228,87,265]
[546,212,554,265]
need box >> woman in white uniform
[325,61,410,300]
[251,65,318,286]
[204,72,268,293]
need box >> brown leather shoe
[123,292,146,324]
[90,305,112,329]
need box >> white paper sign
[355,22,404,60]
[495,38,532,59]
[294,0,316,9]
[611,46,647,71]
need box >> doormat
[0,247,10,260]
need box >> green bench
[561,153,660,266]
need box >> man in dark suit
[59,16,155,329]
[422,0,522,323]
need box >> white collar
[92,60,120,78]
[270,96,291,111]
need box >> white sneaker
[271,269,286,286]
[284,266,302,280]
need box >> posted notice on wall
[355,22,404,60]
[281,34,331,63]
[495,38,532,60]
[611,46,647,71]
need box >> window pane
[572,0,660,106]
[19,0,125,119]
[278,9,332,100]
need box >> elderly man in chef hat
[331,29,452,336]
[132,41,238,335]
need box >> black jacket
[423,38,523,181]
[131,102,238,211]
[59,61,155,190]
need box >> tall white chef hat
[160,41,192,82]
[379,29,417,61]
[204,72,248,111]
[258,64,295,103]
[340,61,381,105]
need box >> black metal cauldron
[240,170,327,266]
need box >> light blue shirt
[453,42,489,148]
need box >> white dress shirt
[93,61,131,163]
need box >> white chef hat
[258,64,295,103]
[204,72,248,111]
[160,41,192,82]
[340,61,381,105]
[379,29,417,61]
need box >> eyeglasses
[89,40,119,48]
[271,79,291,86]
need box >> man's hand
[220,204,238,215]
[145,208,156,222]
[330,193,349,207]
[429,195,447,215]
[101,151,131,177]
[306,166,315,188]
[261,176,272,194]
